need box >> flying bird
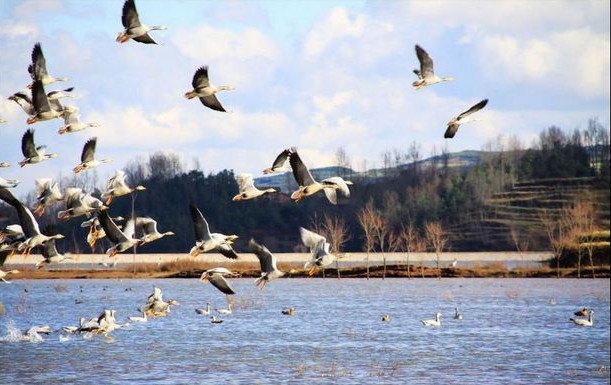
[101,169,146,205]
[96,209,139,258]
[116,0,167,44]
[19,128,58,167]
[35,235,72,269]
[444,99,489,139]
[412,44,454,90]
[57,187,106,221]
[26,80,66,124]
[73,137,112,174]
[262,148,292,174]
[185,66,234,112]
[232,173,276,201]
[249,238,284,289]
[32,178,64,217]
[58,105,101,134]
[188,203,239,259]
[135,217,175,246]
[0,177,19,189]
[300,227,336,276]
[287,148,351,204]
[28,42,68,88]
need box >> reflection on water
[1,278,609,384]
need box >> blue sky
[0,0,609,198]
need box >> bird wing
[35,178,52,197]
[21,129,37,158]
[97,210,129,243]
[192,66,210,91]
[41,237,59,260]
[215,242,239,259]
[29,42,48,81]
[236,174,255,193]
[207,274,236,295]
[321,177,351,201]
[81,137,97,162]
[444,123,460,139]
[249,238,274,273]
[121,0,141,28]
[199,95,226,112]
[0,187,41,237]
[133,34,158,44]
[267,148,291,173]
[288,148,316,187]
[299,227,326,253]
[136,217,158,235]
[457,99,489,120]
[189,203,212,242]
[31,80,52,113]
[415,44,435,78]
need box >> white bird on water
[422,312,442,327]
[570,310,594,327]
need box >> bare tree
[424,221,447,279]
[357,202,377,280]
[567,198,598,278]
[372,212,390,279]
[322,213,350,279]
[509,225,529,276]
[399,223,420,279]
[538,209,571,278]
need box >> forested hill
[1,123,609,255]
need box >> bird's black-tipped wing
[267,148,291,173]
[249,238,274,273]
[133,34,158,44]
[97,209,127,243]
[444,124,459,139]
[415,44,434,78]
[457,99,489,120]
[31,80,52,113]
[121,0,141,28]
[0,187,40,237]
[81,137,97,162]
[207,274,236,295]
[192,66,210,91]
[189,203,211,242]
[216,243,239,259]
[21,129,37,158]
[288,148,316,187]
[199,95,226,112]
[29,42,48,81]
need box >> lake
[1,278,609,384]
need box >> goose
[18,128,58,167]
[128,309,148,323]
[147,286,164,304]
[300,227,336,276]
[0,267,20,283]
[282,307,296,316]
[116,0,167,44]
[26,80,66,124]
[73,137,112,174]
[570,310,593,327]
[210,316,223,324]
[0,187,64,256]
[0,177,19,189]
[9,89,70,117]
[445,99,489,139]
[382,314,391,322]
[216,303,233,315]
[232,173,276,201]
[263,148,292,174]
[412,44,453,90]
[135,216,175,246]
[185,65,234,112]
[144,298,179,317]
[200,267,237,296]
[82,214,124,248]
[188,203,239,259]
[574,307,588,317]
[59,105,101,135]
[32,178,63,217]
[97,209,139,258]
[21,325,53,342]
[195,302,212,315]
[453,307,463,320]
[422,312,442,327]
[450,258,458,268]
[249,238,284,289]
[35,236,72,269]
[101,169,146,205]
[0,224,24,244]
[57,187,106,221]
[28,42,68,88]
[0,162,10,168]
[286,148,351,204]
[47,87,75,100]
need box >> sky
[0,0,609,199]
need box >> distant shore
[3,251,609,279]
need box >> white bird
[35,236,72,269]
[570,310,594,327]
[450,258,458,268]
[32,178,63,217]
[21,325,53,342]
[101,169,146,205]
[8,88,71,117]
[249,238,284,289]
[128,310,148,323]
[422,312,442,327]
[382,313,391,322]
[232,173,276,201]
[285,148,351,204]
[200,267,237,296]
[28,42,68,88]
[195,302,212,315]
[216,303,233,315]
[445,99,489,139]
[58,105,101,135]
[412,44,454,90]
[300,227,336,276]
[82,215,124,248]
[0,266,20,283]
[210,316,223,324]
[73,137,112,174]
[116,0,167,44]
[135,217,175,246]
[26,80,66,125]
[97,209,139,258]
[263,148,292,174]
[0,162,10,168]
[453,307,463,320]
[0,177,19,189]
[188,203,239,259]
[282,307,296,316]
[18,128,57,167]
[0,187,64,256]
[185,65,234,112]
[57,187,106,221]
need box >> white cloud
[303,7,365,59]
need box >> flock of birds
[3,0,593,341]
